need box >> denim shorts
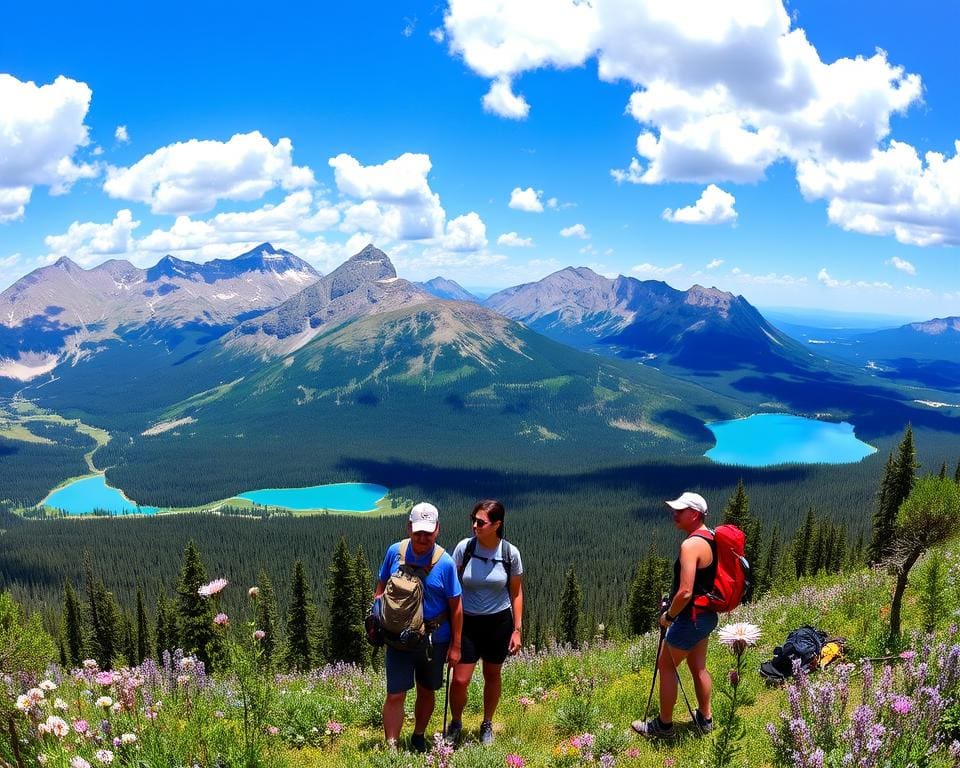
[385,642,449,694]
[665,610,718,651]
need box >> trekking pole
[643,605,668,722]
[442,662,452,737]
[662,639,700,734]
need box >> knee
[385,692,406,705]
[481,663,502,683]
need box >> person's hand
[658,613,671,630]
[508,629,522,655]
[447,644,461,666]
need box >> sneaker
[410,733,427,753]
[479,720,495,745]
[693,710,714,734]
[444,719,462,745]
[631,716,675,738]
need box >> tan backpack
[379,540,447,651]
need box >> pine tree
[807,522,826,576]
[63,580,84,666]
[626,548,667,635]
[869,425,918,564]
[254,569,280,670]
[155,588,178,659]
[756,525,782,598]
[122,613,137,667]
[353,545,373,667]
[135,587,152,664]
[326,537,367,665]
[558,566,582,648]
[939,462,948,480]
[793,509,816,578]
[83,556,122,668]
[176,541,215,665]
[829,525,848,573]
[722,479,750,528]
[286,559,318,671]
[954,460,960,485]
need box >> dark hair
[472,499,505,539]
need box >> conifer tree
[829,525,848,573]
[722,479,762,568]
[254,569,280,670]
[155,588,178,659]
[286,559,318,671]
[122,613,137,667]
[83,556,122,668]
[955,460,960,485]
[626,548,667,635]
[939,462,948,480]
[58,635,68,668]
[558,566,582,648]
[807,522,826,576]
[175,540,215,665]
[63,580,84,666]
[353,545,373,666]
[135,586,152,664]
[869,425,918,564]
[756,525,782,598]
[793,509,816,577]
[326,537,367,665]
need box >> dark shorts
[385,642,449,694]
[665,610,718,651]
[461,609,513,665]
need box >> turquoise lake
[43,475,161,516]
[705,413,877,467]
[42,477,388,515]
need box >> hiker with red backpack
[633,491,749,739]
[374,502,463,752]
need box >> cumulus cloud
[482,77,530,119]
[442,0,948,247]
[509,186,544,212]
[0,74,97,220]
[817,267,891,290]
[662,184,737,224]
[729,267,808,286]
[430,28,445,43]
[706,258,724,269]
[443,212,487,251]
[44,210,140,266]
[330,152,446,240]
[631,261,683,278]
[560,223,589,239]
[888,256,916,276]
[497,231,534,247]
[103,131,315,215]
[115,125,129,144]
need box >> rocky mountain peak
[326,245,396,300]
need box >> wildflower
[54,698,69,710]
[45,716,70,738]
[39,679,57,692]
[14,694,30,712]
[37,755,48,766]
[95,671,115,687]
[664,759,676,767]
[73,719,89,734]
[120,733,137,745]
[111,702,122,714]
[891,695,913,715]
[253,629,266,641]
[27,687,45,704]
[213,612,229,626]
[729,669,740,686]
[506,755,526,768]
[267,725,280,735]
[177,675,191,686]
[717,622,762,653]
[179,657,196,671]
[83,659,98,670]
[600,755,615,768]
[198,578,228,597]
[625,748,640,758]
[94,750,114,765]
[518,696,533,709]
[96,696,113,709]
[248,586,260,599]
[214,710,225,718]
[326,719,344,736]
[899,650,916,660]
[71,758,91,768]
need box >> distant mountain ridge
[0,243,320,380]
[484,266,812,372]
[415,277,478,302]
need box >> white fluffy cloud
[443,212,488,252]
[0,74,97,220]
[497,231,534,247]
[817,267,891,290]
[888,256,916,276]
[44,210,140,266]
[443,0,946,247]
[706,259,724,269]
[508,186,544,212]
[631,261,683,278]
[103,131,315,215]
[115,125,129,144]
[482,77,530,119]
[662,184,737,224]
[560,223,589,239]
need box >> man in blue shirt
[376,502,463,752]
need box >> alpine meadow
[2,2,960,767]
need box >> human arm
[508,574,524,654]
[447,594,462,666]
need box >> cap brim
[665,499,687,510]
[411,521,437,533]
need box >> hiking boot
[631,716,675,738]
[444,719,462,745]
[479,720,495,745]
[410,733,427,753]
[693,710,714,734]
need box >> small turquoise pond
[42,475,161,516]
[42,477,388,515]
[234,483,388,512]
[705,413,877,467]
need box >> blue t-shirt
[378,541,461,643]
[453,538,523,615]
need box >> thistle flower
[213,612,229,626]
[248,586,260,599]
[39,679,57,692]
[120,732,137,745]
[94,750,114,765]
[253,629,266,641]
[717,622,761,653]
[198,578,228,597]
[71,758,91,768]
[506,756,526,768]
[96,696,113,709]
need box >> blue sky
[1,0,958,318]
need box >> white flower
[120,732,137,745]
[15,694,30,711]
[94,749,114,765]
[71,758,91,768]
[45,716,70,738]
[26,687,45,703]
[37,755,48,766]
[95,696,113,709]
[39,679,57,691]
[717,622,761,653]
[54,698,69,710]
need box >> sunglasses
[470,516,492,528]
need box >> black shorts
[460,609,513,665]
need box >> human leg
[413,682,436,735]
[657,641,689,724]
[384,646,416,743]
[686,636,712,720]
[449,661,476,721]
[481,661,503,722]
[383,691,406,743]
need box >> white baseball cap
[409,502,439,533]
[665,491,708,516]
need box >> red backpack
[692,525,751,613]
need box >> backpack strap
[460,537,514,589]
[398,538,411,565]
[459,537,478,579]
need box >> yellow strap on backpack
[819,640,844,668]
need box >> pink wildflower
[892,696,913,715]
[326,719,344,735]
[198,578,228,597]
[73,719,89,734]
[95,671,115,687]
[506,755,526,768]
[213,612,229,626]
[267,725,280,736]
[253,629,266,641]
[626,747,640,758]
[518,696,533,709]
